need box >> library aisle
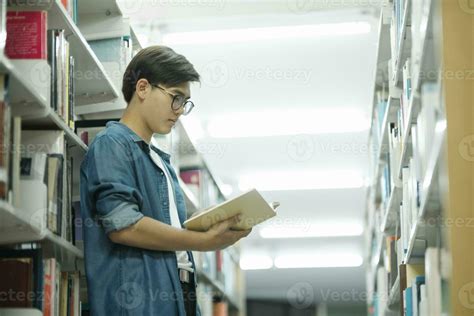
[0,0,472,315]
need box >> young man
[80,46,251,315]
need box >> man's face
[141,81,191,134]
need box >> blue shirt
[80,121,201,316]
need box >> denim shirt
[80,121,201,316]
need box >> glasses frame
[152,84,195,116]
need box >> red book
[6,11,48,59]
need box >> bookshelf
[366,0,473,315]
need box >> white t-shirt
[149,137,193,272]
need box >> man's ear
[135,79,150,101]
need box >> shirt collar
[107,121,148,143]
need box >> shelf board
[130,26,144,51]
[77,0,122,16]
[380,186,402,234]
[411,0,435,93]
[392,0,411,85]
[370,234,384,273]
[396,95,420,179]
[0,201,83,269]
[403,120,445,264]
[178,178,200,214]
[387,275,400,307]
[23,109,88,151]
[8,0,121,105]
[370,96,400,193]
[197,270,242,311]
[0,58,88,151]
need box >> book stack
[390,0,412,78]
[180,168,221,209]
[0,250,81,315]
[88,37,133,93]
[20,130,75,241]
[375,88,389,144]
[6,11,76,128]
[47,29,76,129]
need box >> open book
[183,189,279,232]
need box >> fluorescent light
[240,254,273,270]
[206,109,369,139]
[260,223,364,239]
[274,254,363,268]
[238,170,365,191]
[162,22,371,45]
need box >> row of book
[5,11,76,129]
[371,245,449,316]
[193,249,241,316]
[0,249,81,315]
[20,129,75,240]
[180,168,222,210]
[0,102,81,247]
[89,36,134,94]
[196,284,230,316]
[389,0,411,77]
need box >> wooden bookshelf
[441,1,474,315]
[0,201,83,271]
[365,0,464,315]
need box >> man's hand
[200,215,252,251]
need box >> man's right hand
[200,215,252,251]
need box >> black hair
[122,45,200,103]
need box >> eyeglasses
[152,84,195,116]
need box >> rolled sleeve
[100,202,144,234]
[86,135,144,234]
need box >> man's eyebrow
[170,88,190,99]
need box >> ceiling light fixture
[206,109,369,139]
[274,254,363,268]
[238,170,365,191]
[162,22,371,45]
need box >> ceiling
[119,0,381,306]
